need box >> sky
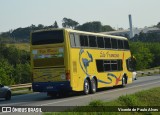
[0,0,160,32]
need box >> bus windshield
[32,30,64,45]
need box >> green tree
[62,17,79,29]
[147,43,160,67]
[76,21,114,32]
[101,25,115,32]
[37,24,44,29]
[157,22,160,28]
[0,44,31,85]
[53,21,59,28]
[0,58,14,85]
[14,63,31,84]
[130,42,154,70]
[76,21,102,32]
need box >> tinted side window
[80,35,88,47]
[89,36,97,47]
[97,37,104,48]
[124,40,129,49]
[118,60,123,70]
[111,39,118,49]
[96,59,123,72]
[96,60,104,72]
[118,40,124,49]
[104,37,111,48]
[104,60,111,71]
[111,60,118,70]
[126,58,134,71]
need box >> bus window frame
[96,59,123,73]
[69,32,130,51]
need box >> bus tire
[84,79,90,95]
[121,76,127,87]
[90,78,97,94]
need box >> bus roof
[32,28,128,40]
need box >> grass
[43,87,160,115]
[7,43,30,51]
[137,66,160,77]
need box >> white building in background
[101,27,160,39]
[101,14,160,39]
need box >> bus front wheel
[121,77,127,87]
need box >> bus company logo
[38,49,58,54]
[39,49,47,54]
[100,51,119,58]
[47,49,57,54]
[2,107,11,112]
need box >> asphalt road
[0,75,160,115]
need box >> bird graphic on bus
[97,73,122,85]
[79,49,122,85]
[79,49,93,75]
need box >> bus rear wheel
[84,79,90,95]
[90,78,97,94]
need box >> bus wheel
[91,78,97,94]
[84,79,90,95]
[121,77,127,87]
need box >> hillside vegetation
[0,18,115,43]
[6,43,30,52]
[130,42,160,70]
[0,44,31,85]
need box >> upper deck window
[124,40,130,49]
[111,38,118,49]
[32,30,64,45]
[80,35,89,47]
[89,36,97,47]
[104,37,111,49]
[97,37,104,48]
[118,40,124,49]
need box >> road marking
[0,102,28,106]
[0,80,159,115]
[40,80,160,106]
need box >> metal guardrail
[10,83,32,90]
[137,68,160,76]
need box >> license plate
[46,86,53,89]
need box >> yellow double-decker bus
[30,28,133,96]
